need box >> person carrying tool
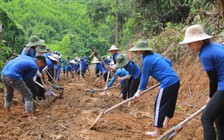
[108,45,119,64]
[129,40,180,137]
[115,54,141,105]
[1,55,46,121]
[180,24,224,140]
[103,68,128,99]
[78,57,86,77]
[92,57,104,78]
[105,45,120,72]
[46,53,60,81]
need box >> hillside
[0,52,213,139]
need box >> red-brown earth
[0,52,209,140]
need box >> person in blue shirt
[1,55,46,121]
[53,51,62,81]
[129,40,180,137]
[180,25,224,140]
[45,53,60,82]
[65,59,75,79]
[21,36,44,58]
[104,68,128,100]
[108,45,119,64]
[115,54,141,103]
[106,45,120,72]
[78,57,86,77]
[93,57,105,78]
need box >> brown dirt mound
[0,53,208,139]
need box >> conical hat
[69,60,75,64]
[108,45,120,51]
[48,54,59,62]
[129,40,154,52]
[92,57,100,63]
[180,25,213,44]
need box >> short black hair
[35,55,46,65]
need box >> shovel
[159,104,206,140]
[90,83,160,130]
[34,80,58,103]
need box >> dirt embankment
[0,52,209,140]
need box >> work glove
[103,87,108,91]
[134,89,141,99]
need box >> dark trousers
[201,90,224,140]
[126,76,140,98]
[47,68,54,82]
[121,82,128,100]
[24,78,38,100]
[95,69,100,77]
[35,77,46,100]
[154,81,180,128]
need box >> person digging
[1,55,46,121]
[130,40,180,137]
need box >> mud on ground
[0,54,208,140]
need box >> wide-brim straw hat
[48,54,59,62]
[129,40,154,52]
[36,45,48,53]
[180,24,213,45]
[69,60,76,64]
[108,45,120,51]
[92,60,100,64]
[26,36,45,47]
[115,54,129,68]
[92,57,100,63]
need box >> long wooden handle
[159,104,206,140]
[104,83,160,114]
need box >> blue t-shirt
[80,59,86,70]
[139,53,179,90]
[1,55,38,81]
[105,58,111,65]
[21,47,36,58]
[113,53,119,64]
[107,68,128,88]
[46,58,54,69]
[124,61,141,79]
[199,42,224,90]
[95,62,105,73]
[54,58,62,70]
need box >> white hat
[108,45,120,51]
[92,57,100,64]
[180,24,213,45]
[69,60,75,64]
[48,54,59,62]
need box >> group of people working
[0,24,223,139]
[92,24,224,139]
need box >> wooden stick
[46,70,59,86]
[159,105,206,140]
[90,83,160,129]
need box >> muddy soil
[0,53,208,140]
